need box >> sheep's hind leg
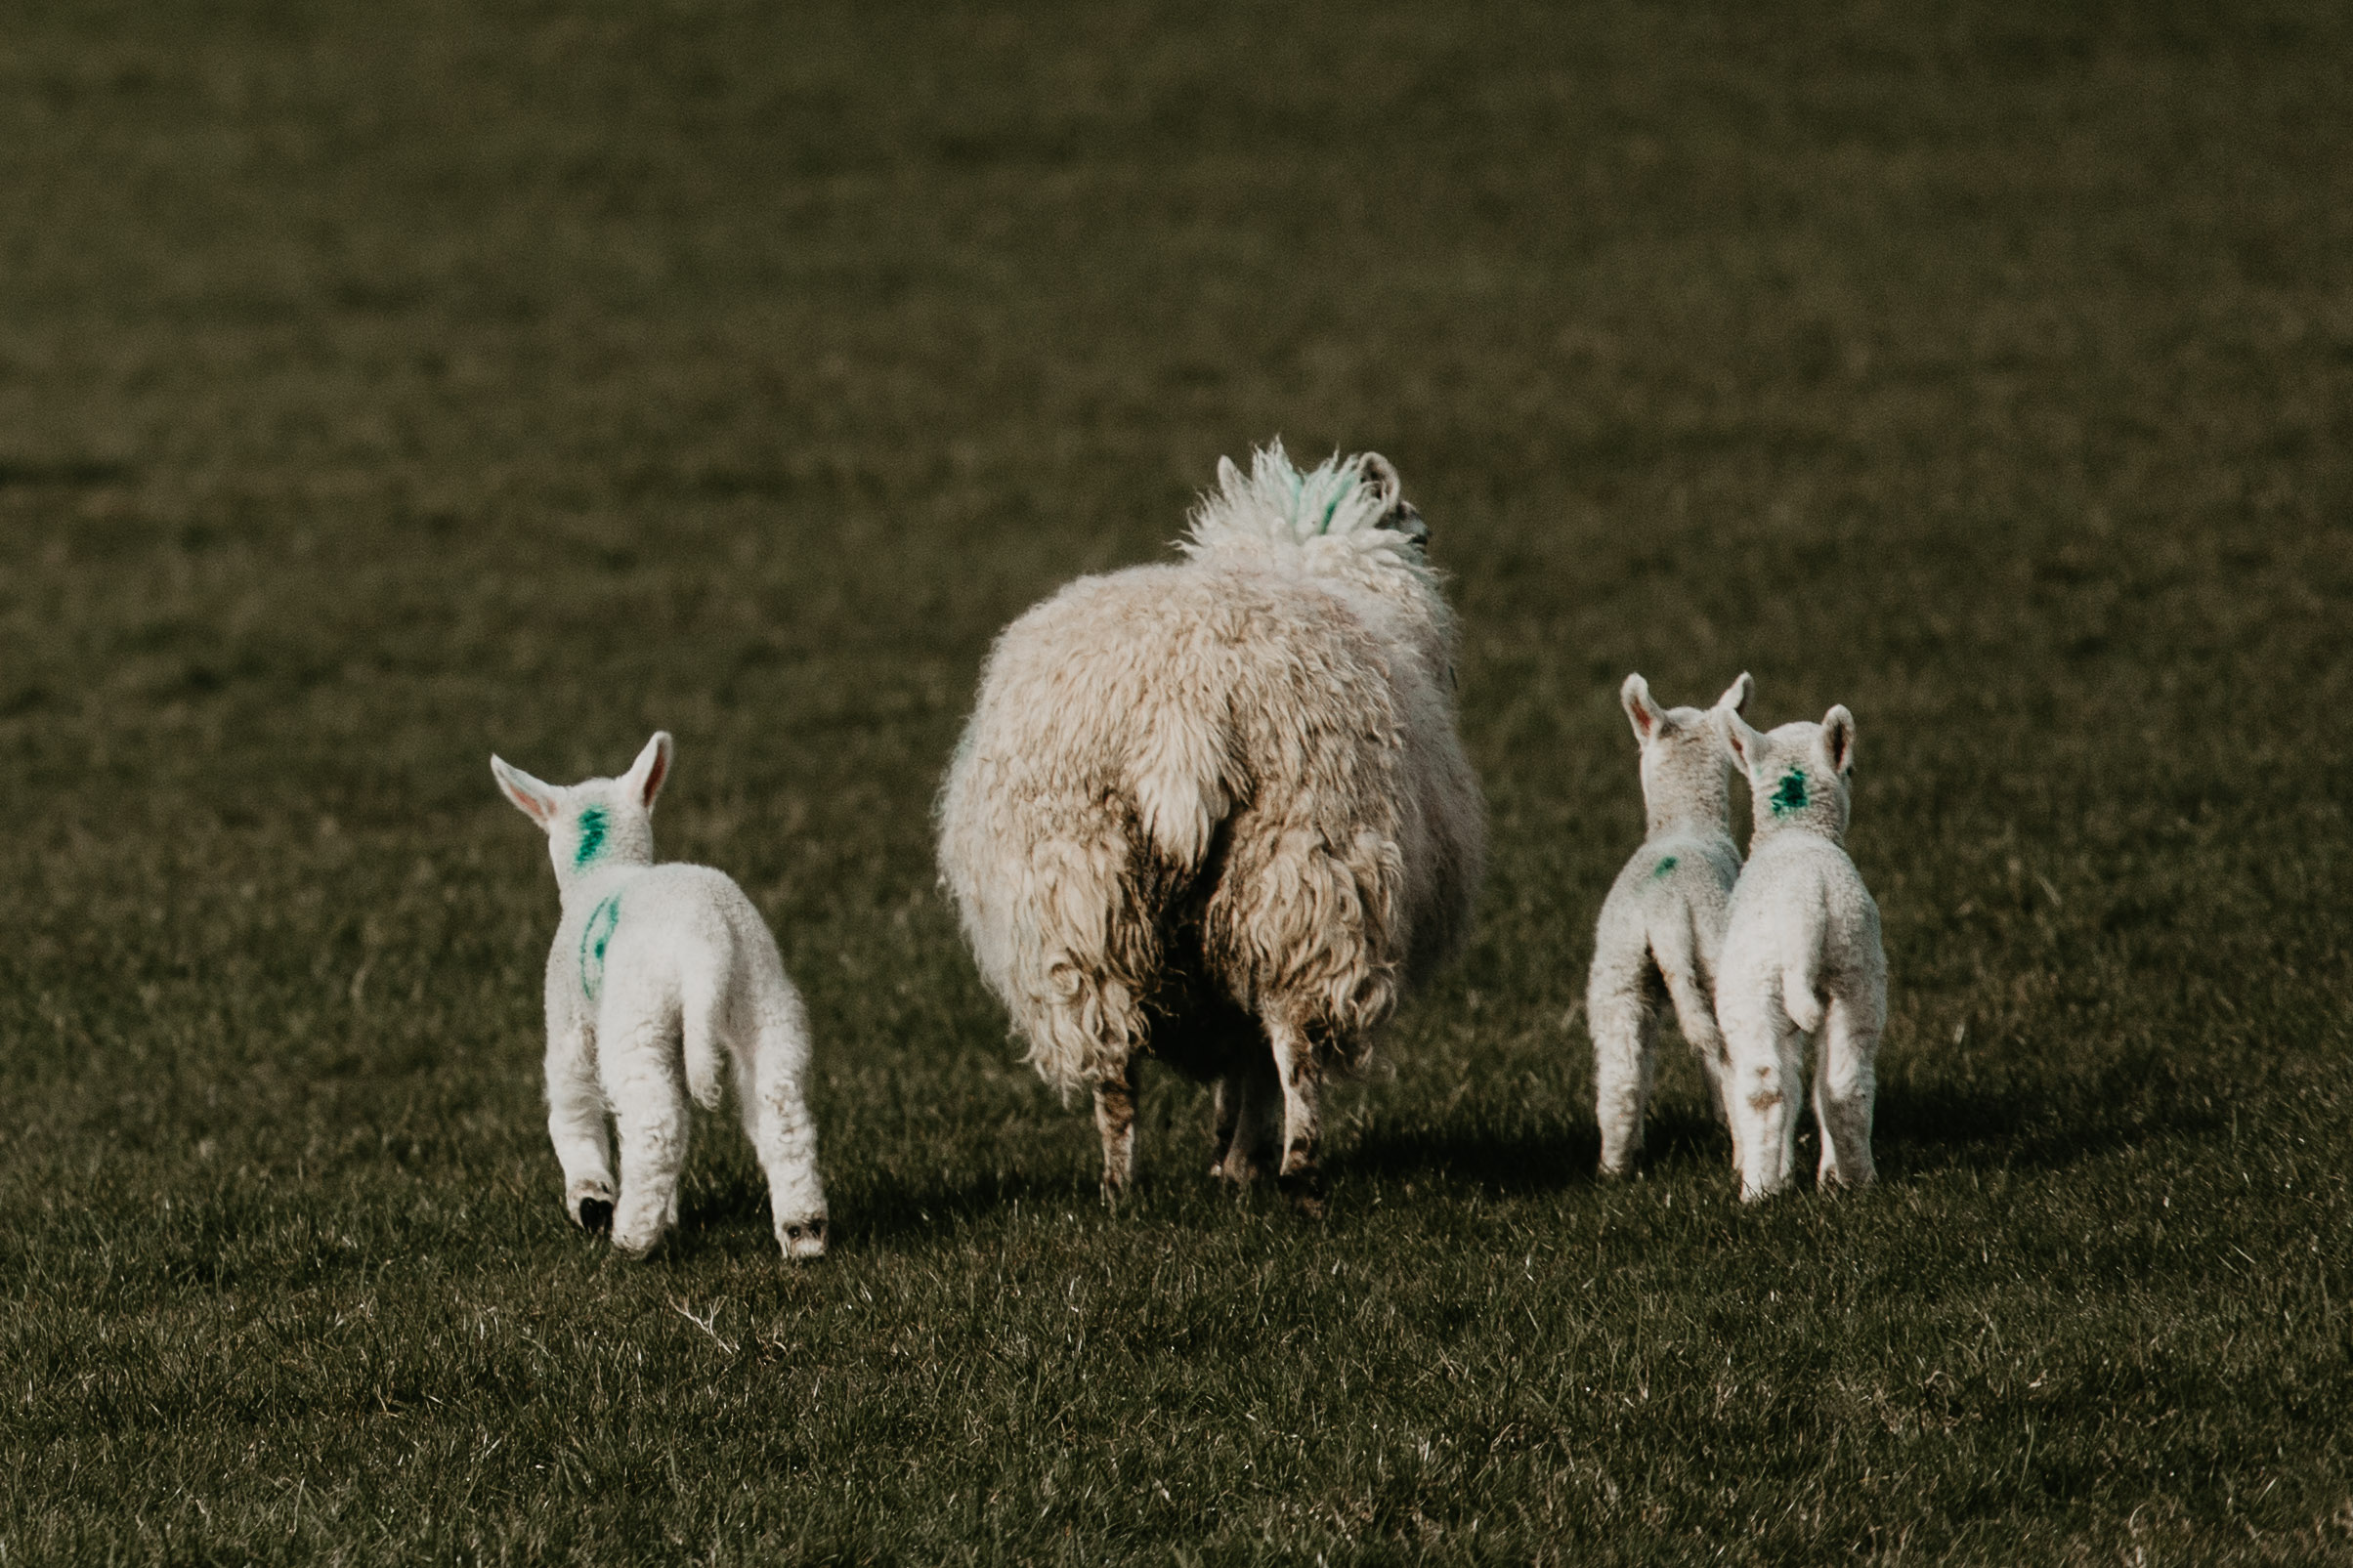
[1262,1011,1326,1214]
[1813,992,1880,1192]
[1210,1049,1282,1184]
[1727,1008,1806,1203]
[1589,958,1658,1178]
[545,1015,616,1234]
[1092,1057,1141,1200]
[747,1028,829,1259]
[601,1014,693,1257]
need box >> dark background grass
[2,0,2349,1560]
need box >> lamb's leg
[1589,958,1658,1178]
[1813,991,1880,1192]
[1262,1011,1325,1213]
[1661,962,1739,1171]
[1092,1057,1140,1199]
[544,1009,615,1234]
[1724,989,1806,1203]
[749,1017,829,1259]
[600,1011,692,1257]
[1210,1049,1282,1183]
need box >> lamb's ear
[1716,671,1754,717]
[492,757,560,827]
[1358,452,1402,512]
[1719,707,1764,778]
[624,732,673,809]
[1820,705,1857,777]
[1620,673,1664,744]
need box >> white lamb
[936,443,1484,1208]
[1713,701,1887,1201]
[1588,671,1754,1177]
[492,733,829,1259]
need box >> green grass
[3,0,2351,1560]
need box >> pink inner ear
[641,749,668,805]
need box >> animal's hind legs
[1262,1011,1326,1215]
[1092,1057,1140,1199]
[1589,974,1657,1178]
[545,1021,616,1234]
[1209,1049,1282,1183]
[1812,994,1879,1192]
[603,1025,693,1256]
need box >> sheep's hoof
[779,1216,829,1261]
[1278,1169,1327,1218]
[577,1197,614,1235]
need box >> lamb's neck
[1749,815,1846,851]
[555,858,652,914]
[1646,799,1733,843]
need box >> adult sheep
[937,442,1483,1208]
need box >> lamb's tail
[681,962,728,1113]
[1779,895,1827,1036]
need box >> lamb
[492,733,829,1259]
[1713,701,1887,1201]
[936,442,1483,1208]
[1587,671,1754,1177]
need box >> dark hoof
[1278,1171,1327,1218]
[578,1198,614,1235]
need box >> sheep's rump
[938,560,1481,1094]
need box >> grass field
[3,0,2350,1560]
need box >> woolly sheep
[1713,702,1887,1201]
[492,733,828,1259]
[1588,671,1753,1177]
[936,443,1484,1208]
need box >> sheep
[491,733,828,1259]
[936,442,1484,1209]
[1713,701,1887,1201]
[1588,671,1754,1177]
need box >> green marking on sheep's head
[579,892,622,1002]
[574,806,610,868]
[1769,769,1810,817]
[1652,855,1679,879]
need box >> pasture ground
[2,1,2349,1561]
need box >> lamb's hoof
[578,1197,614,1235]
[778,1216,829,1261]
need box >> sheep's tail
[1779,894,1827,1036]
[681,963,728,1113]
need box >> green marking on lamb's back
[574,806,610,868]
[1652,855,1679,879]
[579,892,622,1002]
[1770,769,1810,816]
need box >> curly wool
[937,443,1482,1190]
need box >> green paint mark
[579,892,621,1002]
[574,806,610,868]
[1317,480,1351,533]
[1770,769,1810,817]
[1652,855,1679,879]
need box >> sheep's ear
[1719,707,1763,777]
[624,732,673,809]
[492,757,561,827]
[1358,452,1402,511]
[1620,673,1665,744]
[1820,705,1857,777]
[1716,671,1754,717]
